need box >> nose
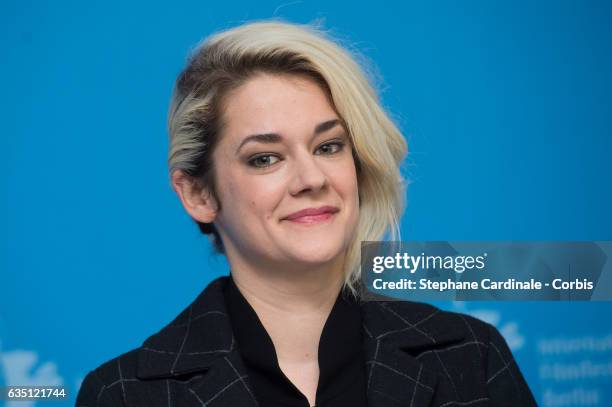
[288,152,328,196]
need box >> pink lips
[284,206,339,224]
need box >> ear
[171,170,218,224]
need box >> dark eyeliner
[316,138,346,154]
[247,153,280,168]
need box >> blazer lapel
[172,349,259,407]
[135,277,259,406]
[361,299,467,407]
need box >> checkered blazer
[76,276,538,406]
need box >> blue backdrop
[2,1,611,406]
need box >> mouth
[283,206,339,224]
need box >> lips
[284,206,339,221]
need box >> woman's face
[210,73,360,271]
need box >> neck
[230,254,345,314]
[228,255,347,407]
[229,254,346,363]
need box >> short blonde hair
[168,19,407,295]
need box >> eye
[315,140,345,155]
[247,154,281,168]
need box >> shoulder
[371,298,518,364]
[362,298,537,406]
[361,295,495,347]
[76,344,184,407]
[76,348,141,407]
[76,277,232,406]
[75,303,195,407]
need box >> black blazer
[76,276,538,406]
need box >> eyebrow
[235,119,343,154]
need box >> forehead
[219,73,338,141]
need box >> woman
[76,20,537,407]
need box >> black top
[224,276,368,407]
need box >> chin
[285,242,345,265]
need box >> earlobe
[171,170,218,223]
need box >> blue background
[2,1,611,406]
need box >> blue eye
[316,141,345,155]
[248,154,280,168]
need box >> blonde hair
[168,19,408,295]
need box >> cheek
[222,172,283,218]
[331,161,359,199]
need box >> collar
[136,277,236,379]
[224,274,365,404]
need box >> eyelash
[247,140,346,169]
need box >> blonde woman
[76,20,537,407]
